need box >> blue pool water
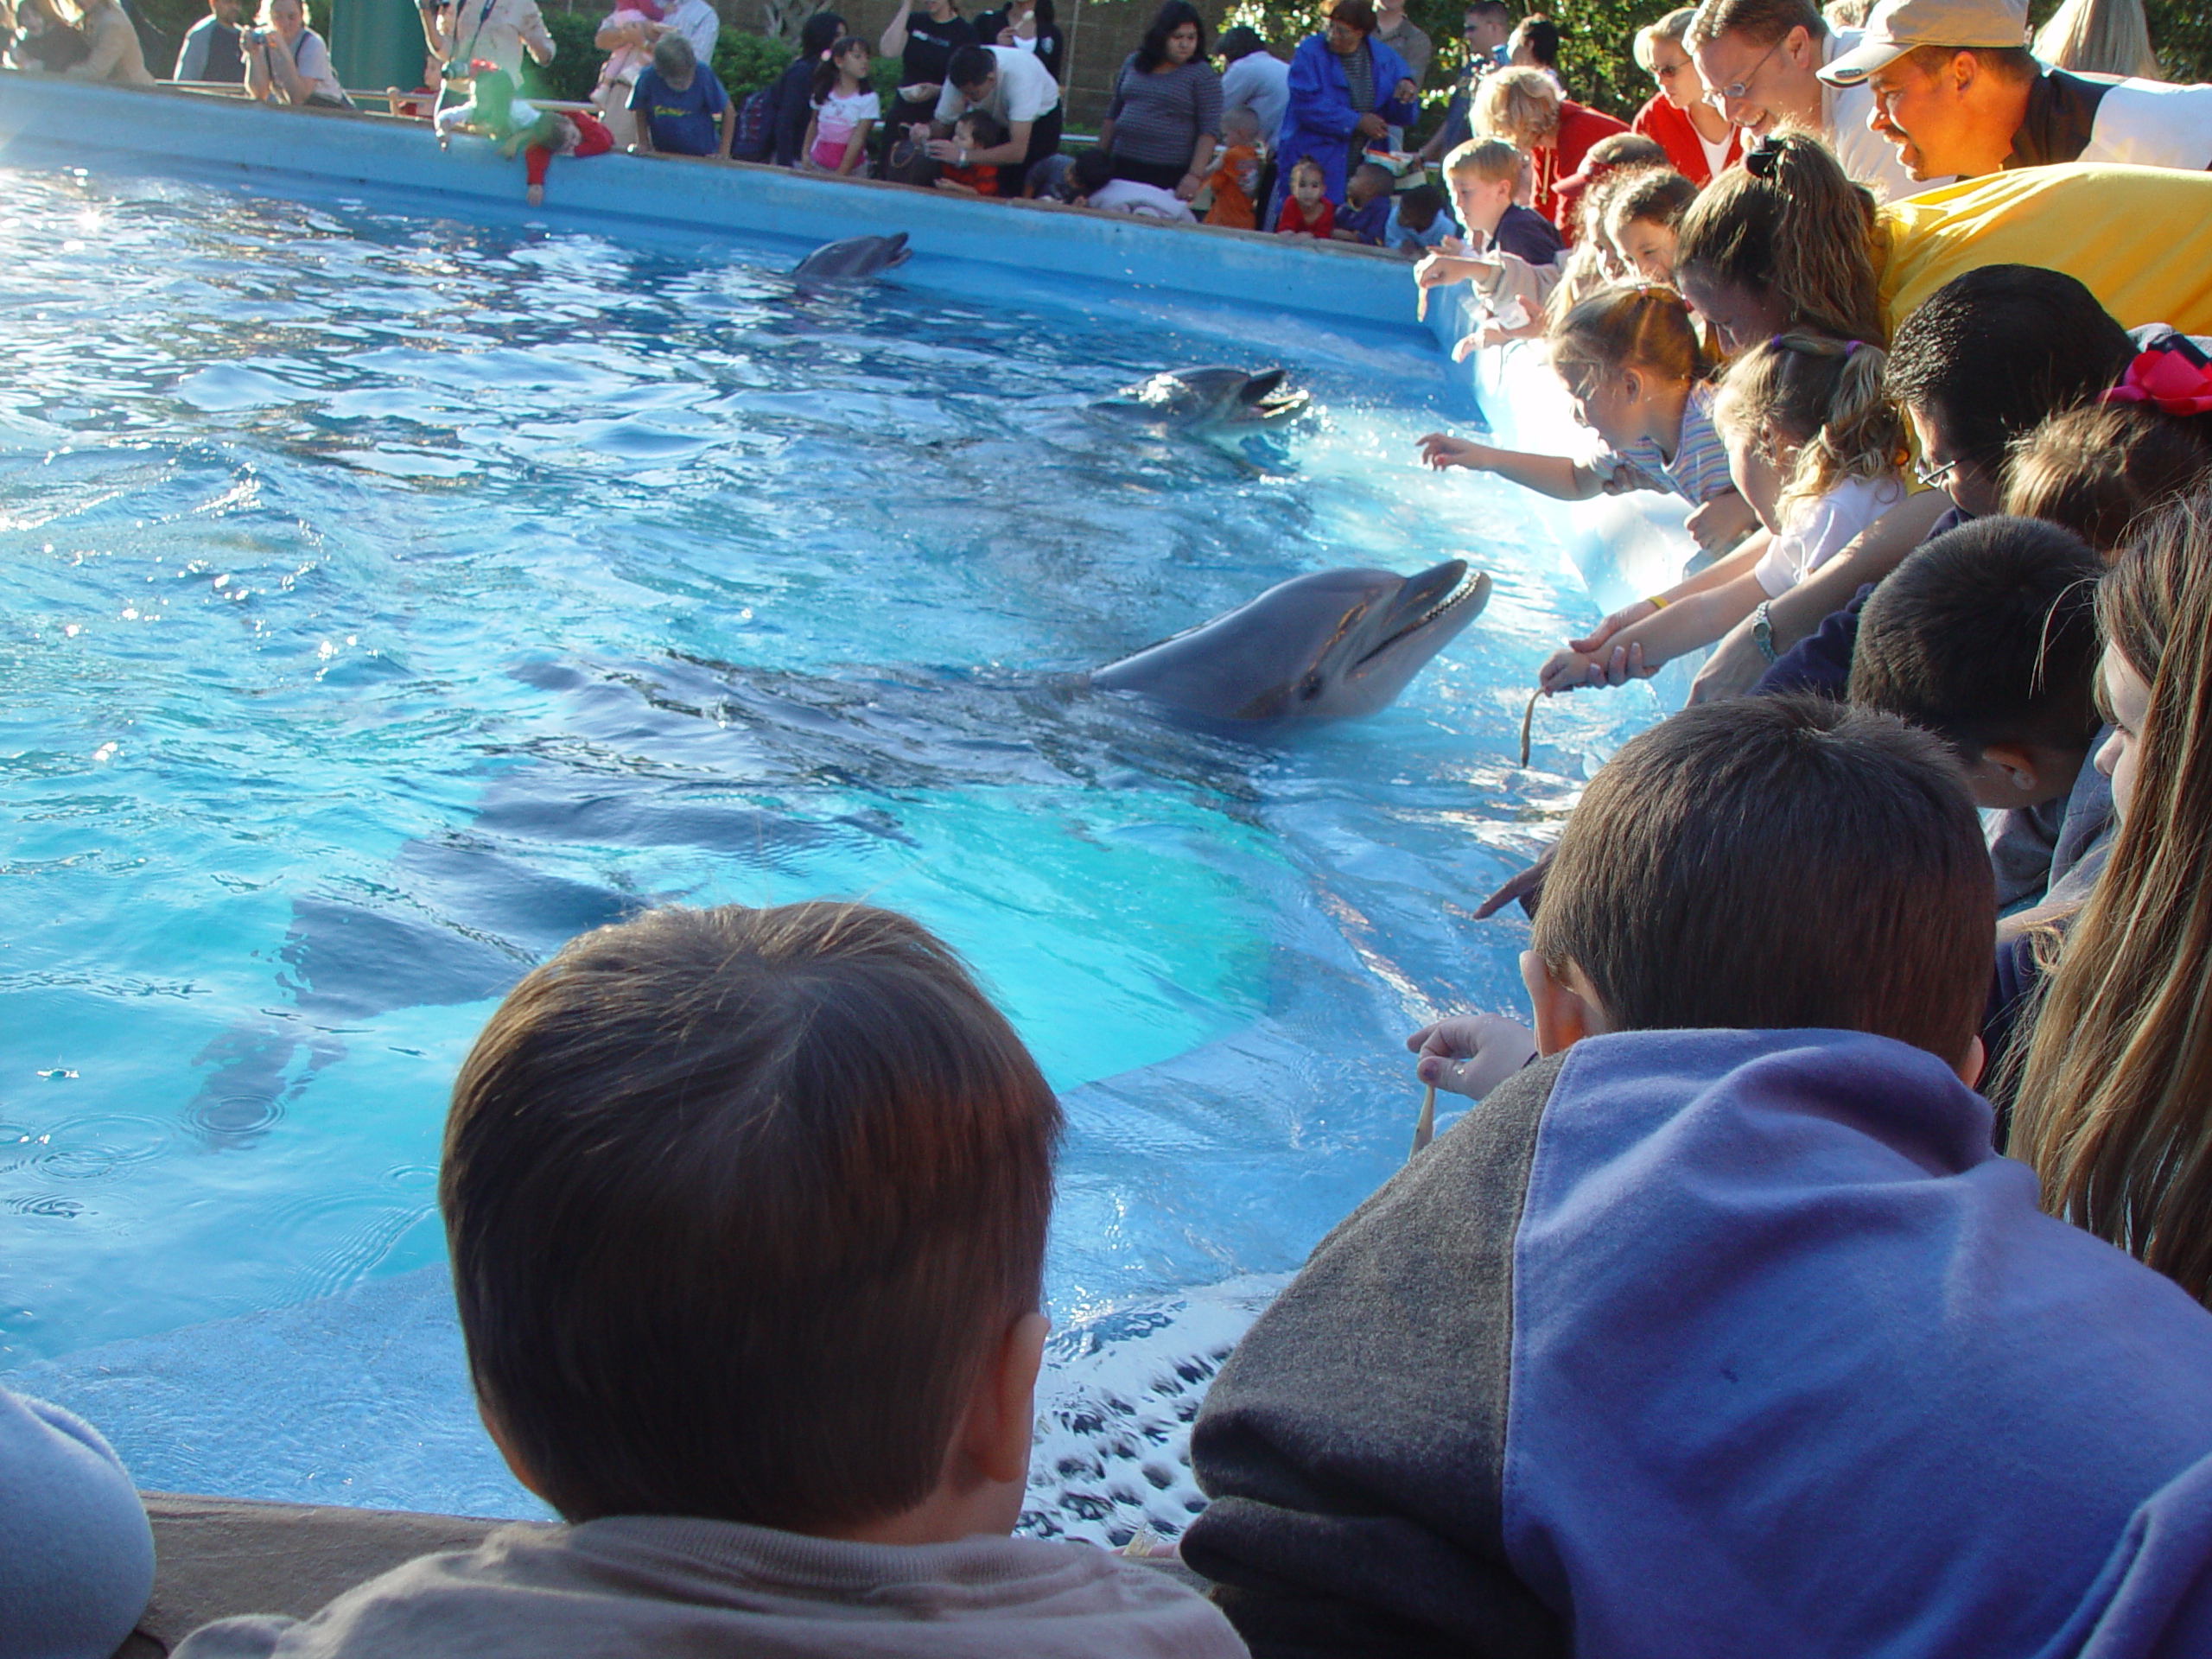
[0,156,1670,1536]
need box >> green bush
[712,29,796,92]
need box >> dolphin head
[791,232,912,285]
[1090,559,1492,722]
[1102,365,1311,428]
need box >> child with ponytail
[1536,332,1904,694]
[1418,284,1751,542]
[1673,130,1885,355]
[802,35,878,176]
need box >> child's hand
[1685,489,1758,552]
[1537,645,1598,694]
[1451,332,1484,362]
[1438,233,1467,255]
[1567,598,1657,655]
[1407,1014,1538,1101]
[1417,432,1483,469]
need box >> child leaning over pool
[169,902,1247,1658]
[1417,283,1753,552]
[1535,332,1904,695]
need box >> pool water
[0,156,1668,1536]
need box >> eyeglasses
[1701,37,1783,104]
[1912,453,1961,492]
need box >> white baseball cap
[1817,0,2030,86]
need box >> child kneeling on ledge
[173,903,1246,1658]
[1185,696,2212,1658]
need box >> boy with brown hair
[174,903,1245,1659]
[1185,696,2212,1659]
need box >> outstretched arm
[1417,433,1600,500]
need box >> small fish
[1519,687,1541,767]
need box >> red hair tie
[2103,337,2212,417]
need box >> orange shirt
[1204,143,1261,231]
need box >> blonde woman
[1629,7,1741,183]
[62,0,153,83]
[244,0,349,105]
[2033,0,2161,79]
[1471,64,1623,233]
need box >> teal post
[326,0,425,96]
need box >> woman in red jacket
[1629,5,1742,185]
[1472,65,1625,235]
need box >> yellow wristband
[1643,594,1669,611]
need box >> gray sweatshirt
[171,1515,1249,1659]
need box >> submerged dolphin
[1091,559,1491,721]
[791,232,912,285]
[1096,366,1310,429]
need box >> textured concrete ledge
[117,1491,1207,1656]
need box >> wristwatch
[1751,600,1777,663]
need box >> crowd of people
[22,0,2212,1651]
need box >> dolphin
[1094,366,1310,429]
[791,232,912,286]
[1090,560,1492,722]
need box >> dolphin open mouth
[1355,561,1489,667]
[1239,368,1311,423]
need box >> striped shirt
[1590,380,1734,505]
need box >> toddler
[1274,157,1333,238]
[1384,182,1453,255]
[1202,105,1262,230]
[803,35,878,176]
[1332,161,1395,246]
[935,109,1007,194]
[1535,332,1903,693]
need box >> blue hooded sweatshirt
[1184,1029,2212,1658]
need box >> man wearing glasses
[1684,0,1929,200]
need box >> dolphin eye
[1300,673,1322,700]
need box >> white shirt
[1821,29,1944,202]
[662,0,717,66]
[1696,124,1733,179]
[934,43,1058,125]
[1222,51,1290,145]
[814,87,880,145]
[2078,76,2212,168]
[444,0,552,78]
[1084,177,1198,219]
[1753,473,1904,598]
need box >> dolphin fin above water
[1090,560,1492,722]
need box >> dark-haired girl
[973,0,1062,84]
[1099,0,1223,199]
[803,34,878,174]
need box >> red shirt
[1534,100,1630,232]
[1631,92,1744,187]
[1276,195,1336,237]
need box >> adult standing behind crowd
[245,0,347,105]
[175,0,246,82]
[1101,1,1222,200]
[2034,0,2158,78]
[973,0,1063,84]
[1373,0,1430,90]
[1419,1,1511,161]
[766,11,845,166]
[1632,7,1742,181]
[421,0,552,84]
[1508,11,1563,86]
[1474,64,1627,231]
[1686,0,1926,199]
[927,41,1060,195]
[1269,0,1415,220]
[66,0,153,82]
[880,0,976,164]
[1220,25,1288,142]
[1818,0,2212,181]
